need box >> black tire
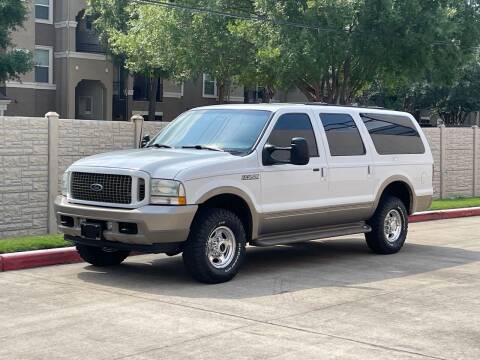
[76,244,130,267]
[366,196,408,254]
[182,208,246,284]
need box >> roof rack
[303,102,385,110]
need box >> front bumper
[54,196,197,245]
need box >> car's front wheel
[182,208,246,284]
[366,196,408,254]
[76,244,130,266]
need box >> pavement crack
[263,322,449,360]
[109,324,253,360]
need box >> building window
[133,76,162,102]
[202,74,217,98]
[34,47,52,84]
[35,0,53,23]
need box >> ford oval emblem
[90,183,104,192]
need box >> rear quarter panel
[354,110,434,213]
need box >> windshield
[150,109,272,154]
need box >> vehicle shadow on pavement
[76,238,480,299]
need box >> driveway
[1,217,479,360]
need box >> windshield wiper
[181,145,224,152]
[146,143,173,149]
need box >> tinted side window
[360,113,425,155]
[267,113,318,162]
[319,113,366,156]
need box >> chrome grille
[71,172,132,204]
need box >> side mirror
[262,137,310,165]
[290,137,310,165]
[140,134,150,148]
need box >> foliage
[363,58,480,125]
[88,0,480,109]
[0,0,33,85]
[88,0,174,120]
[237,0,480,104]
[183,0,254,102]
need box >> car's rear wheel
[76,244,130,266]
[366,196,408,254]
[182,208,246,284]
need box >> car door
[258,110,329,234]
[315,111,375,222]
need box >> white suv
[55,104,433,283]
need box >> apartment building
[4,0,247,121]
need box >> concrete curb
[409,207,480,223]
[1,207,479,272]
[0,247,81,272]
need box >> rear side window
[267,113,319,161]
[319,113,366,156]
[360,113,425,155]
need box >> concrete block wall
[475,127,480,196]
[0,114,477,239]
[0,117,49,238]
[143,122,168,139]
[445,128,475,198]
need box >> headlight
[62,171,70,197]
[150,179,186,205]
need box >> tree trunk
[264,85,275,103]
[218,81,226,104]
[148,77,159,121]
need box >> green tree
[121,0,254,103]
[185,0,254,103]
[88,0,172,120]
[362,57,480,126]
[241,0,480,104]
[0,0,33,93]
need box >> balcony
[76,11,105,54]
[76,42,105,54]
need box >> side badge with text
[241,174,259,181]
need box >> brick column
[439,125,447,199]
[46,112,59,234]
[474,126,479,197]
[131,114,144,148]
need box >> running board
[251,222,371,247]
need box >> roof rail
[303,102,385,110]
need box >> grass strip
[0,234,70,254]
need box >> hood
[69,148,235,179]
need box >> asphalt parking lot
[1,217,479,360]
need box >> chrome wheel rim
[206,226,236,269]
[384,209,402,243]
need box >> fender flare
[197,187,260,239]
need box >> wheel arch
[196,187,259,241]
[374,176,415,215]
